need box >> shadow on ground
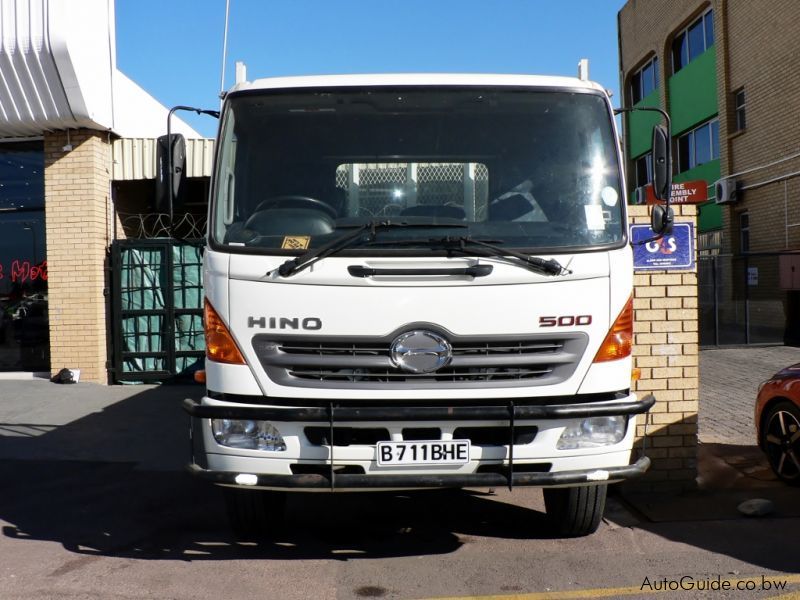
[622,440,800,574]
[0,382,558,562]
[0,459,561,561]
[1,381,800,571]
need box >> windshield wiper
[273,219,468,277]
[429,236,570,276]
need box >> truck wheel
[223,488,286,537]
[543,484,607,537]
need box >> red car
[756,364,800,484]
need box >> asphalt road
[0,355,799,600]
[1,465,799,600]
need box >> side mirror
[155,133,186,215]
[651,204,674,235]
[651,124,671,201]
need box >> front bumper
[183,393,654,490]
[187,455,650,489]
[182,394,655,422]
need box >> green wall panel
[668,46,718,135]
[628,91,662,159]
[697,200,722,232]
[674,159,721,231]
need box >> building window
[734,88,746,132]
[672,9,714,73]
[740,211,750,253]
[0,141,49,372]
[698,230,723,256]
[634,153,653,188]
[678,118,720,172]
[631,57,659,104]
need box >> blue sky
[116,0,625,138]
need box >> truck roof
[230,73,607,95]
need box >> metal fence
[699,252,800,346]
[108,239,204,383]
[334,162,489,217]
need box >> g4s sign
[630,223,695,271]
[645,236,677,254]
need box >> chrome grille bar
[253,330,588,390]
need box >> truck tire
[543,484,607,537]
[223,487,286,537]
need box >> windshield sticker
[584,205,605,231]
[601,186,619,207]
[281,236,311,250]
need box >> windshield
[211,87,624,253]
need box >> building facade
[0,0,204,381]
[619,0,800,345]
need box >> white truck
[182,73,672,537]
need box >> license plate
[376,440,470,466]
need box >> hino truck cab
[184,73,665,537]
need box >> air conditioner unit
[715,178,740,204]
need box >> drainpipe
[719,0,734,252]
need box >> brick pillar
[628,205,699,492]
[44,130,111,384]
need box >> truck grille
[252,330,588,389]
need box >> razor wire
[117,212,207,239]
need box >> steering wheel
[254,195,337,219]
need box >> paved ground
[0,350,799,599]
[1,454,798,600]
[699,345,800,446]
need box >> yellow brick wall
[44,130,112,384]
[629,204,699,491]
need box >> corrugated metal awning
[0,0,114,136]
[0,0,201,139]
[112,138,215,180]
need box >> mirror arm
[165,105,221,232]
[614,106,672,208]
[614,107,673,243]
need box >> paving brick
[698,346,800,445]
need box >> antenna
[219,0,231,98]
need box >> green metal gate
[109,239,204,383]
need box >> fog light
[211,419,287,451]
[557,416,626,450]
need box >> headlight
[211,419,286,451]
[557,416,627,450]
